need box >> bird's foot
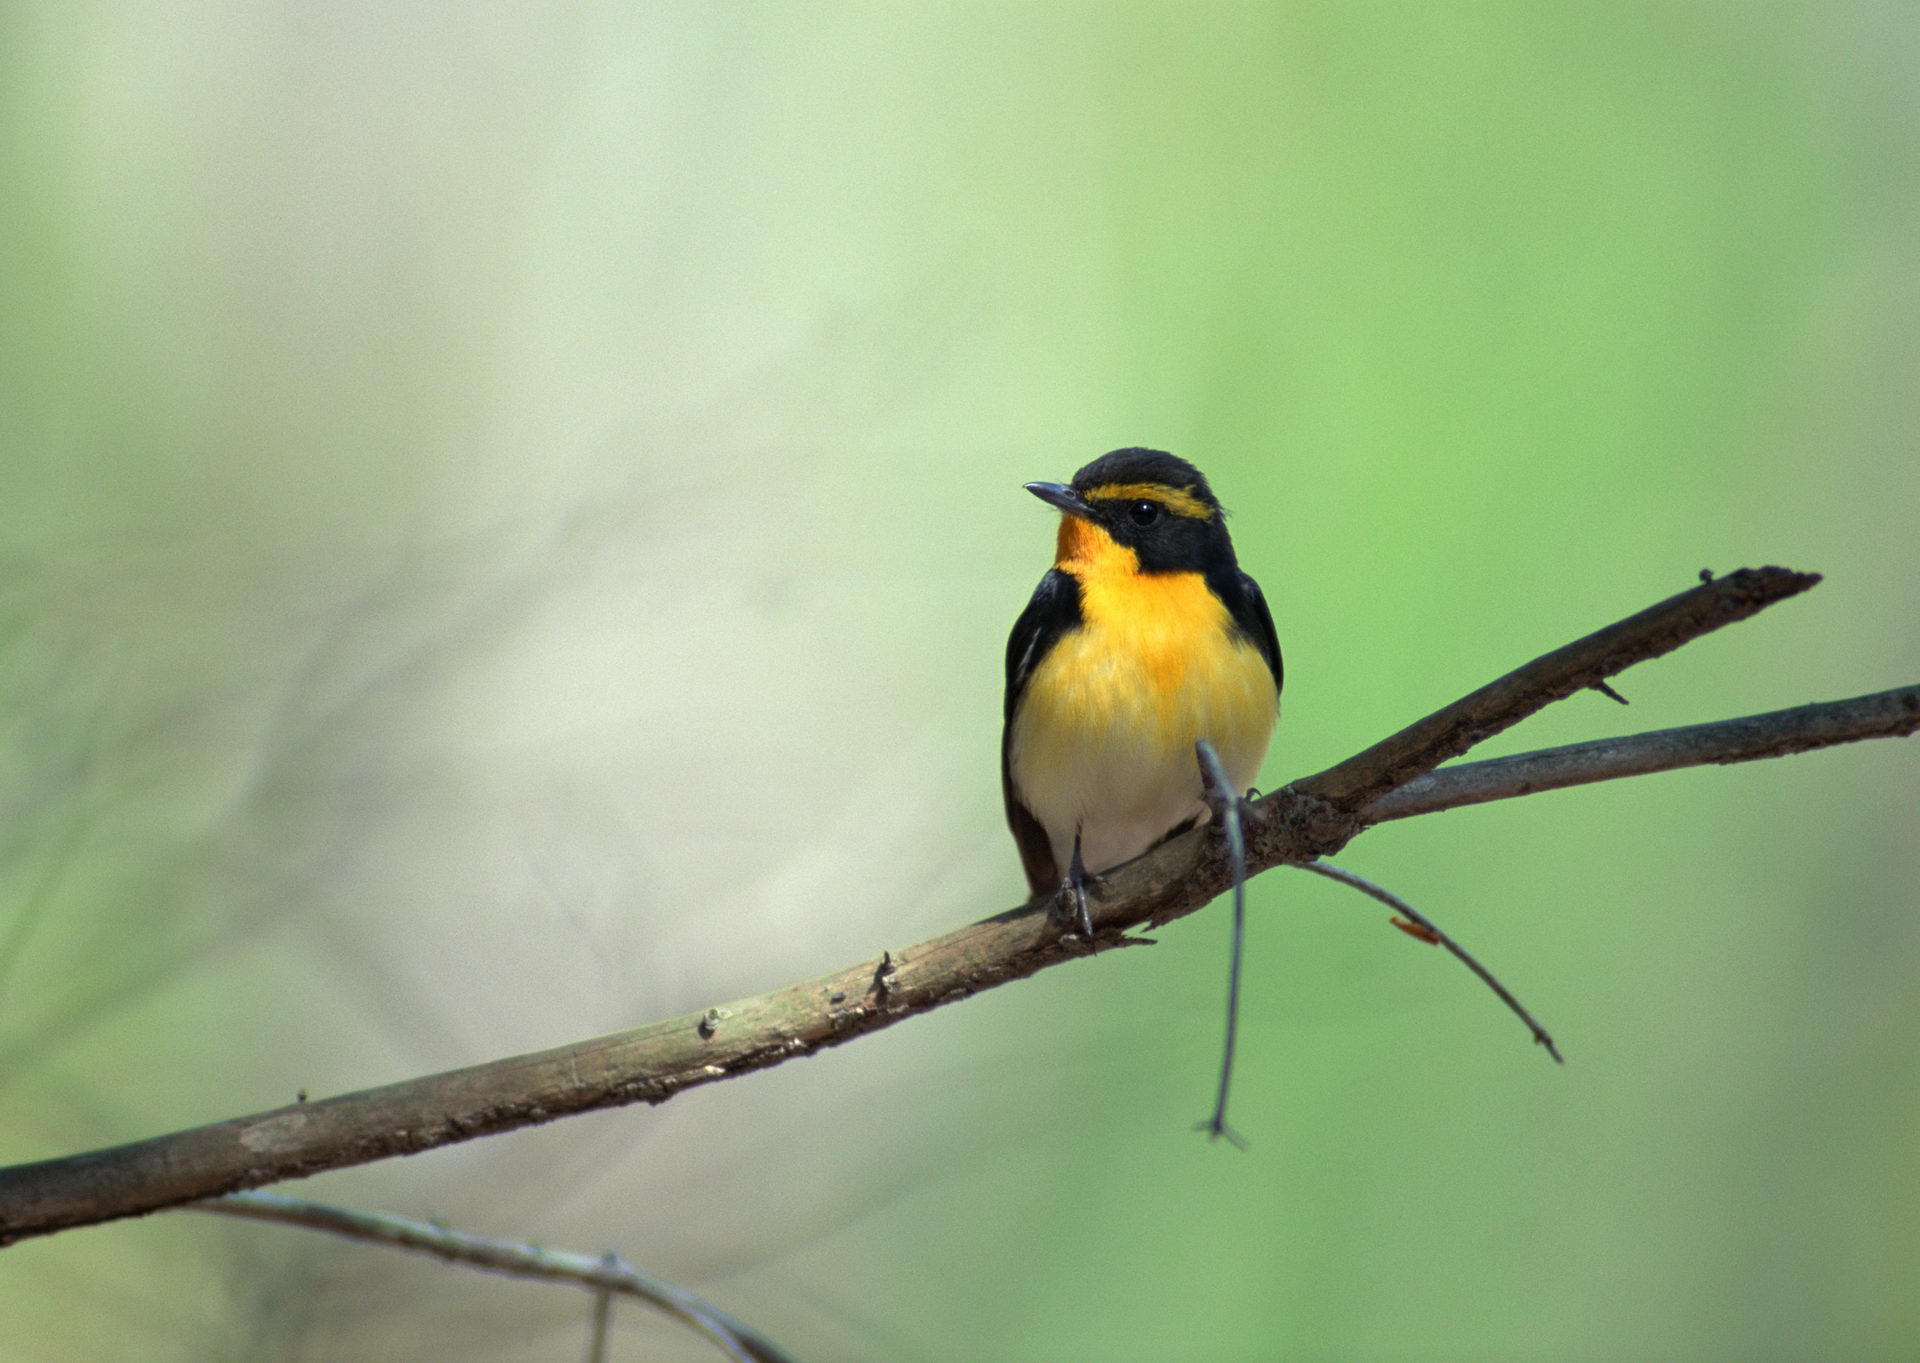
[1053,830,1102,938]
[1054,878,1094,939]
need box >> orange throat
[1054,514,1138,576]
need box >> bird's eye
[1128,501,1161,527]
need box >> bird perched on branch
[1003,448,1283,933]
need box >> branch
[1363,684,1920,821]
[1300,859,1565,1062]
[196,1192,796,1363]
[4,567,1906,1247]
[1296,566,1822,810]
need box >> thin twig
[1193,740,1251,1149]
[584,1253,616,1363]
[1297,861,1563,1063]
[194,1191,795,1363]
[2,571,1908,1245]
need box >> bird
[1002,448,1283,935]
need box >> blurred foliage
[2,3,1915,1360]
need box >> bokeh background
[3,4,1916,1360]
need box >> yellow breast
[1009,550,1279,878]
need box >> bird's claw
[1055,878,1095,938]
[1055,829,1102,938]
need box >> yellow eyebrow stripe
[1082,482,1215,520]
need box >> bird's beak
[1025,482,1093,519]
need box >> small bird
[1003,448,1283,933]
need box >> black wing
[1004,569,1082,720]
[1001,569,1083,896]
[1213,567,1283,697]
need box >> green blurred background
[3,4,1915,1360]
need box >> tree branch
[1300,859,1565,1062]
[1296,566,1822,810]
[3,567,1907,1246]
[1363,684,1920,822]
[195,1191,796,1363]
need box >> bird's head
[1026,447,1236,575]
